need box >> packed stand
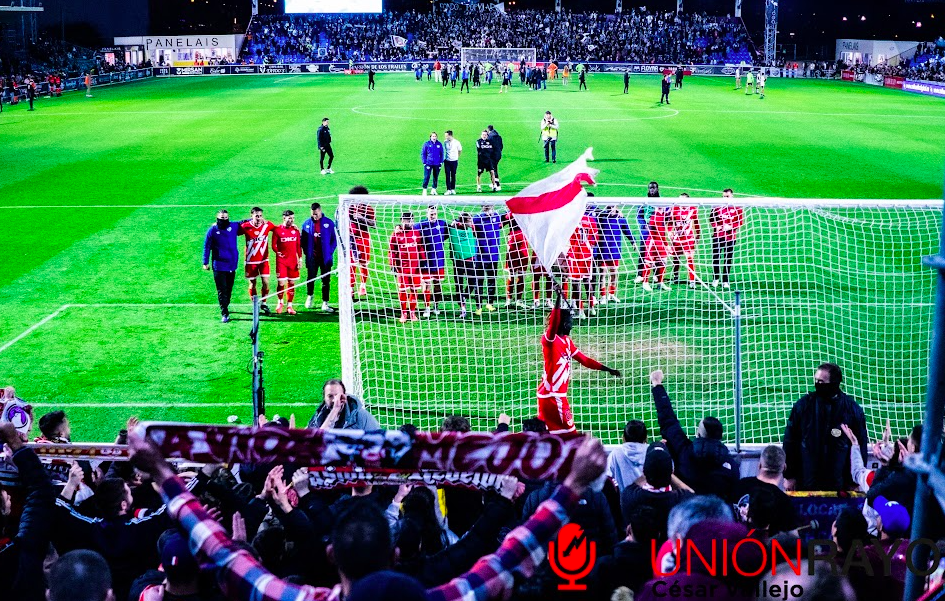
[241,6,755,65]
[0,365,941,601]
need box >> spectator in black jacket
[620,443,693,539]
[650,369,738,498]
[589,504,658,597]
[728,445,797,535]
[0,422,54,601]
[783,362,867,491]
[52,476,173,601]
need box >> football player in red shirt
[239,207,277,314]
[349,202,376,297]
[389,212,426,323]
[538,293,621,433]
[640,206,672,291]
[273,210,303,315]
[669,194,701,289]
[564,210,599,318]
[710,189,745,289]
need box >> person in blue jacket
[595,206,636,303]
[203,209,240,323]
[472,204,505,313]
[300,202,338,312]
[421,132,445,196]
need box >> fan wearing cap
[619,443,693,541]
[650,370,739,498]
[131,530,203,601]
[874,496,912,583]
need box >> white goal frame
[460,47,537,67]
[336,194,942,445]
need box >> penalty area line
[0,304,71,354]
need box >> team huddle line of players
[347,181,746,323]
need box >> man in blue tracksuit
[421,132,445,196]
[300,202,338,312]
[472,204,505,312]
[203,209,240,323]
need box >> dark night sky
[50,0,944,49]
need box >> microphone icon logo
[548,522,596,591]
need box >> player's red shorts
[644,240,670,265]
[245,262,270,279]
[352,236,371,264]
[421,268,445,282]
[276,262,300,280]
[567,258,593,280]
[397,271,422,289]
[537,395,576,434]
[599,259,620,268]
[672,237,697,255]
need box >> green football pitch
[1,72,944,443]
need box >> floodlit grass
[0,72,942,442]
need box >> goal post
[460,47,536,68]
[337,194,940,445]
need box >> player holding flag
[240,207,277,315]
[389,212,426,323]
[539,293,621,433]
[669,195,701,289]
[504,148,619,432]
[272,210,303,315]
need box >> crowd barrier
[1,68,153,103]
[152,62,752,77]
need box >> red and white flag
[391,35,407,48]
[505,148,598,272]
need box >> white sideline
[0,303,220,354]
[5,194,333,210]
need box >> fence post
[904,193,945,601]
[250,295,265,423]
[734,290,743,453]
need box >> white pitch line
[273,75,303,83]
[5,194,334,210]
[0,304,70,353]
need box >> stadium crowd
[241,6,755,65]
[0,361,939,601]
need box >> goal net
[460,47,536,68]
[337,195,940,445]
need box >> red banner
[884,76,904,90]
[139,422,583,481]
[842,70,855,82]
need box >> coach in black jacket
[783,362,867,491]
[0,423,54,601]
[650,369,739,498]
